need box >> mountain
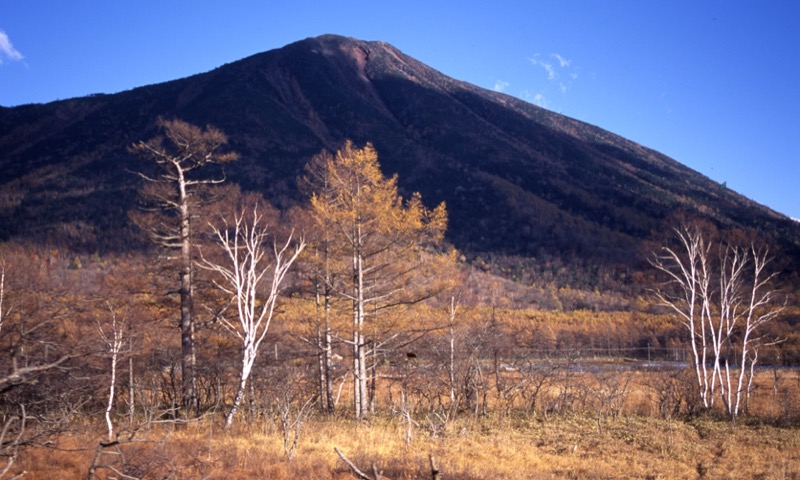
[1,34,798,283]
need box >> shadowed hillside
[1,34,798,282]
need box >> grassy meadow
[11,369,800,479]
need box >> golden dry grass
[12,410,800,480]
[8,370,800,479]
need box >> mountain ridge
[1,34,797,281]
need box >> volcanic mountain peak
[0,34,798,281]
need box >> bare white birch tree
[651,222,783,419]
[723,245,782,417]
[96,303,125,442]
[0,265,20,480]
[650,223,713,409]
[200,206,304,429]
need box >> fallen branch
[334,447,371,480]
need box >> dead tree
[131,117,238,415]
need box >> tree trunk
[178,173,197,417]
[128,325,135,428]
[224,355,253,429]
[449,296,456,406]
[105,347,118,442]
[356,283,368,418]
[315,277,336,415]
[314,278,327,414]
[353,327,362,418]
[324,294,335,414]
[369,341,377,415]
[352,225,368,419]
[317,326,328,414]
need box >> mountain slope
[1,34,798,275]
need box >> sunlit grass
[11,369,800,479]
[14,410,800,479]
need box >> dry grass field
[11,369,800,480]
[14,413,800,479]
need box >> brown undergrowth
[9,369,800,479]
[12,411,800,480]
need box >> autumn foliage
[0,133,797,478]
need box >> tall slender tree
[200,204,304,428]
[305,141,447,419]
[130,118,238,415]
[650,221,783,419]
[297,151,344,415]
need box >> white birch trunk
[98,305,124,442]
[224,353,254,429]
[449,294,457,406]
[652,227,782,419]
[201,206,304,429]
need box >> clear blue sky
[2,1,798,219]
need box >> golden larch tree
[305,141,448,419]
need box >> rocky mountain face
[1,34,798,281]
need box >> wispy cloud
[0,30,23,64]
[528,52,578,100]
[530,53,576,81]
[494,80,510,93]
[530,54,556,80]
[551,53,570,68]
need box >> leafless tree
[96,303,126,442]
[130,117,238,415]
[0,261,76,479]
[650,223,713,408]
[720,245,782,417]
[0,267,23,480]
[650,222,783,418]
[0,261,75,396]
[274,374,316,461]
[200,205,304,429]
[0,405,27,480]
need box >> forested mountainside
[1,34,798,286]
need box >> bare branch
[199,205,305,428]
[649,222,783,418]
[0,355,75,394]
[334,447,372,480]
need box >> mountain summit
[1,34,798,276]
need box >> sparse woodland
[1,121,798,479]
